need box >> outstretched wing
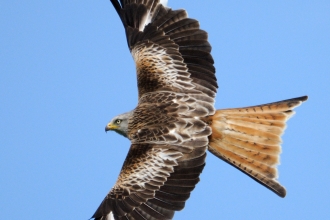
[92,144,206,220]
[93,0,217,219]
[117,0,217,99]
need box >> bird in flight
[91,0,307,219]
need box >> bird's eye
[115,119,122,124]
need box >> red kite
[91,1,307,219]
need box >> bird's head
[105,111,133,138]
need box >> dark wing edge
[92,144,207,220]
[110,0,121,17]
[93,1,218,219]
[112,0,217,100]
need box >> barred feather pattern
[93,1,218,219]
[92,143,207,220]
[124,2,217,99]
[207,96,308,197]
[129,92,213,149]
[92,0,308,219]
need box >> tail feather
[219,139,279,166]
[213,120,282,145]
[220,135,281,155]
[222,114,287,135]
[208,96,307,197]
[216,142,277,178]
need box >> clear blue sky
[1,1,329,219]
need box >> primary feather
[93,1,216,219]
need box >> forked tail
[208,96,308,197]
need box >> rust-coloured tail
[208,96,308,197]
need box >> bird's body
[92,1,307,219]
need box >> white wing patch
[109,212,115,220]
[143,0,169,31]
[106,212,115,220]
[169,128,176,134]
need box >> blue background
[1,1,329,219]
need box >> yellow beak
[105,123,118,132]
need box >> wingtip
[295,95,308,102]
[302,95,308,101]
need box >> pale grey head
[105,111,133,138]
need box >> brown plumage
[91,1,307,219]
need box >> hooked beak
[105,123,118,132]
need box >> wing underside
[93,0,217,219]
[92,144,207,220]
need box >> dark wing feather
[93,1,218,219]
[119,1,217,99]
[92,144,207,220]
